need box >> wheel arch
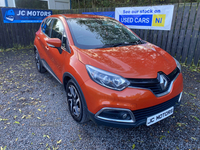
[34,45,37,53]
[63,72,88,109]
[34,45,40,54]
[63,72,72,90]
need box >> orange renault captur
[34,14,183,128]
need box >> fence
[0,3,200,66]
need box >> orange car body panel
[77,43,177,79]
[81,74,183,114]
[34,14,183,116]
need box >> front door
[46,18,67,81]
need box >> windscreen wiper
[129,39,145,44]
[100,40,145,48]
[99,43,126,48]
[112,42,132,47]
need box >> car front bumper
[81,73,183,127]
[88,93,182,128]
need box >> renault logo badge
[159,74,168,90]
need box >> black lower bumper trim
[88,94,181,128]
[88,111,146,128]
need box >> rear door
[38,18,54,66]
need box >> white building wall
[1,0,70,9]
[0,1,5,7]
[7,0,16,7]
[55,1,70,10]
[48,0,70,10]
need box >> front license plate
[146,106,174,126]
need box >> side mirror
[46,38,62,54]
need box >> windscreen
[66,18,141,49]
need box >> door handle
[45,46,49,51]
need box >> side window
[62,32,67,48]
[41,20,46,31]
[51,19,64,40]
[41,18,52,37]
[51,19,68,50]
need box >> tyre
[35,49,46,73]
[66,79,89,123]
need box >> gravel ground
[0,49,200,150]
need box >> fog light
[178,92,182,102]
[95,108,135,123]
[122,113,128,119]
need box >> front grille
[132,94,180,121]
[127,67,180,95]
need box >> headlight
[173,57,181,72]
[86,65,130,91]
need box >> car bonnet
[76,42,177,79]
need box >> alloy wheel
[35,51,40,70]
[67,84,81,119]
